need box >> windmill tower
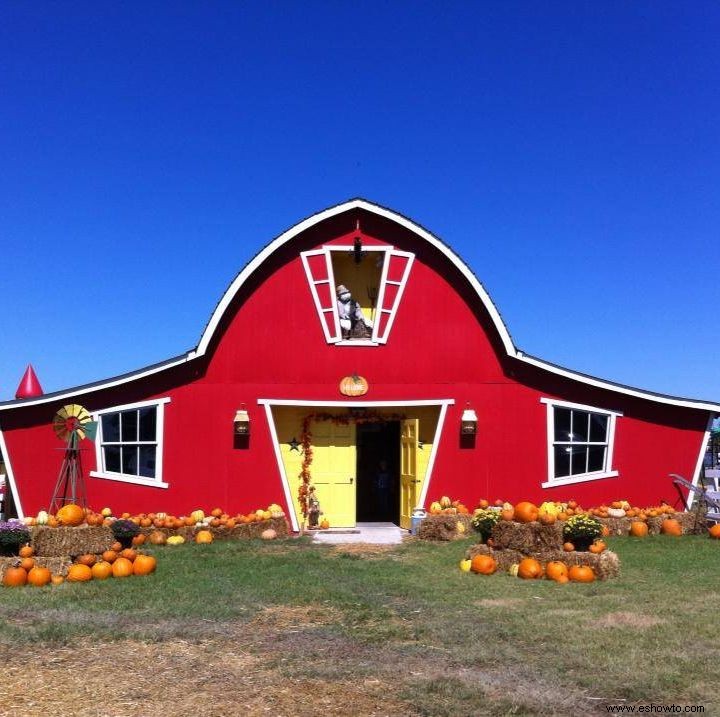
[49,404,97,511]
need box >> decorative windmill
[48,404,97,512]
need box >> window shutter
[373,250,414,343]
[301,249,341,342]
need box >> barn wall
[0,212,711,519]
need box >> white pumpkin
[36,510,49,525]
[261,528,277,540]
[607,507,626,518]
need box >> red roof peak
[15,364,44,399]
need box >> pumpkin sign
[339,374,368,397]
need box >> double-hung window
[90,398,170,488]
[541,398,621,487]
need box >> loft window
[301,245,414,345]
[90,398,170,488]
[541,398,621,488]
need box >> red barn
[0,199,717,529]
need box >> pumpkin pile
[428,496,470,515]
[1,543,157,587]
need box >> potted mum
[110,519,140,549]
[563,514,603,551]
[471,508,500,542]
[0,520,32,556]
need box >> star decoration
[288,437,301,452]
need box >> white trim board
[687,415,714,509]
[1,199,719,414]
[259,398,454,532]
[0,428,24,520]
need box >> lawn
[0,535,717,716]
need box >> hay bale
[31,525,114,557]
[417,515,463,541]
[0,556,73,577]
[535,523,565,551]
[465,543,620,580]
[490,521,537,552]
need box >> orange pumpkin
[514,502,539,524]
[517,558,543,579]
[18,544,35,558]
[562,542,575,552]
[319,518,330,530]
[629,521,648,537]
[538,512,556,525]
[2,565,28,587]
[500,507,515,521]
[133,554,157,576]
[76,553,97,567]
[50,574,65,586]
[660,518,682,536]
[589,540,607,554]
[120,548,138,561]
[709,524,720,539]
[56,503,85,526]
[19,557,35,572]
[545,561,568,582]
[470,554,497,575]
[27,565,52,587]
[110,541,123,552]
[91,561,113,580]
[102,550,118,563]
[132,533,147,546]
[339,374,369,397]
[111,557,134,578]
[568,565,595,583]
[195,530,214,544]
[67,564,93,582]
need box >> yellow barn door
[400,418,419,529]
[311,419,357,528]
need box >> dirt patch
[247,604,341,631]
[327,543,401,558]
[474,598,525,608]
[0,637,418,717]
[591,611,666,629]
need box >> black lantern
[461,406,478,435]
[233,409,250,436]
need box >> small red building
[0,199,717,529]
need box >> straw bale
[465,543,620,580]
[0,556,72,577]
[535,523,565,551]
[31,525,114,557]
[490,521,536,552]
[139,517,290,543]
[417,515,470,540]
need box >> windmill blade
[80,421,98,442]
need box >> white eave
[0,198,718,414]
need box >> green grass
[1,535,718,715]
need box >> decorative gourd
[319,518,330,530]
[456,521,466,534]
[2,565,28,587]
[148,530,167,545]
[261,528,277,540]
[50,574,65,586]
[111,557,134,578]
[507,563,520,577]
[166,535,185,546]
[190,509,205,524]
[500,507,515,521]
[545,561,568,582]
[660,518,682,536]
[538,511,557,525]
[27,565,52,587]
[459,559,472,572]
[629,521,648,537]
[133,554,157,576]
[568,565,595,583]
[56,503,85,526]
[100,507,113,517]
[35,510,49,525]
[607,507,626,518]
[195,530,213,544]
[513,502,539,524]
[339,374,368,397]
[562,542,575,552]
[91,561,113,580]
[439,496,452,509]
[517,558,543,579]
[67,564,93,582]
[470,554,497,575]
[120,548,138,561]
[132,533,146,546]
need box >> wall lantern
[461,406,478,436]
[233,408,250,436]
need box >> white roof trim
[1,198,719,413]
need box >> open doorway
[356,421,400,524]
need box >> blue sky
[1,2,718,401]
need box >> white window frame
[90,397,171,488]
[301,245,414,346]
[540,397,622,488]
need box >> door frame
[259,399,454,531]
